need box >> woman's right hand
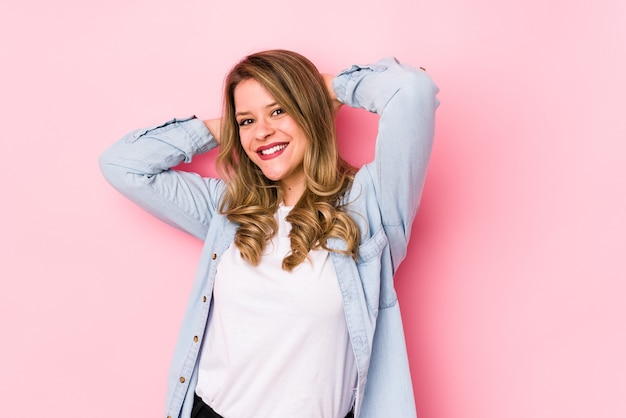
[203,118,222,144]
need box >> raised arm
[99,116,224,240]
[332,57,439,262]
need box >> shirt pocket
[356,225,390,312]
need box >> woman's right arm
[99,116,223,241]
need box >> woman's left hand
[322,73,343,114]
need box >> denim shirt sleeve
[99,116,223,241]
[333,57,439,269]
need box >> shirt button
[179,377,185,383]
[193,336,199,342]
[211,253,217,260]
[203,296,207,303]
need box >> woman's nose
[254,118,275,141]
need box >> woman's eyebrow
[235,102,278,117]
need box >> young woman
[100,50,439,418]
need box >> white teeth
[260,144,287,155]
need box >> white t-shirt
[196,205,357,418]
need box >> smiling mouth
[259,143,287,156]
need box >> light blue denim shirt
[100,57,439,418]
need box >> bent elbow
[98,147,140,196]
[400,68,440,113]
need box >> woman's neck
[280,181,305,206]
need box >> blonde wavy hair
[216,49,360,271]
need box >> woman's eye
[272,108,285,116]
[238,118,253,127]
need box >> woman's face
[234,78,308,191]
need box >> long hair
[217,49,359,271]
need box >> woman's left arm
[332,57,439,259]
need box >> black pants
[192,394,223,418]
[192,394,354,418]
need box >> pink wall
[1,0,625,416]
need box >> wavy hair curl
[216,49,359,271]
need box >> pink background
[1,0,625,416]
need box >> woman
[100,50,439,418]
